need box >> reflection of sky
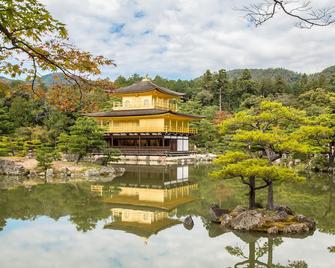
[0,217,334,268]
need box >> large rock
[0,159,29,176]
[230,210,263,231]
[282,223,310,234]
[229,205,247,217]
[58,167,72,179]
[272,211,289,221]
[295,214,316,230]
[274,205,294,215]
[220,214,233,226]
[215,205,316,235]
[267,226,279,234]
[84,166,125,182]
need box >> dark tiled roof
[112,80,186,97]
[104,218,181,238]
[85,108,205,119]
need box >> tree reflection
[226,232,309,268]
[0,183,110,232]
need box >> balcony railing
[104,126,197,134]
[112,101,177,111]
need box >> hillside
[0,73,72,86]
[318,65,335,79]
[227,68,301,83]
[40,73,72,86]
[1,66,335,86]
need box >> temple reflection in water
[91,165,198,240]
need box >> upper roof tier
[111,79,186,97]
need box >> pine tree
[57,117,105,163]
[213,69,229,111]
[212,101,331,209]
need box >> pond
[0,164,334,268]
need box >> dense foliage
[0,0,113,95]
[1,65,335,166]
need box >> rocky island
[210,204,316,235]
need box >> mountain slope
[227,68,301,83]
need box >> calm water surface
[0,164,334,268]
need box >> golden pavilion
[86,78,204,155]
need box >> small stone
[183,216,194,230]
[220,214,232,227]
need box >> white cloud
[0,217,333,268]
[40,0,335,79]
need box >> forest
[1,66,334,167]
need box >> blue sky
[40,0,335,80]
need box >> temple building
[86,78,204,155]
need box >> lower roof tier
[85,109,203,135]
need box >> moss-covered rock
[216,205,316,235]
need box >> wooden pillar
[138,134,141,154]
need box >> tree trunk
[267,237,273,268]
[329,140,335,168]
[249,176,256,209]
[219,88,222,111]
[249,242,256,268]
[267,180,274,210]
[44,170,47,184]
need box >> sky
[0,217,333,268]
[40,0,335,80]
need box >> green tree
[274,75,288,94]
[212,151,303,209]
[57,117,105,162]
[43,109,73,145]
[0,101,14,134]
[297,88,335,116]
[100,148,121,166]
[213,101,329,209]
[213,69,229,111]
[236,69,258,106]
[36,144,58,178]
[8,96,43,127]
[0,0,113,96]
[196,70,214,106]
[0,136,11,156]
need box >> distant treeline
[0,67,334,156]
